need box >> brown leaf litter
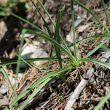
[0,0,110,110]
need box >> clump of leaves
[0,0,110,109]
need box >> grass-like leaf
[37,0,72,55]
[19,78,51,110]
[68,34,109,50]
[0,67,14,91]
[15,29,25,80]
[109,1,110,30]
[4,65,75,110]
[94,92,110,110]
[73,0,110,34]
[23,29,77,65]
[0,6,49,37]
[31,63,51,73]
[54,5,65,68]
[0,57,73,67]
[54,6,66,83]
[37,0,55,27]
[30,0,54,75]
[71,0,77,61]
[85,36,110,58]
[79,58,110,69]
[12,29,26,102]
[101,0,110,30]
[31,0,52,37]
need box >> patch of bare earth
[0,0,110,110]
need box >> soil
[0,0,110,110]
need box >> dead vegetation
[0,0,110,110]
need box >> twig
[81,97,110,102]
[64,51,110,110]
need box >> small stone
[33,41,40,46]
[20,44,48,68]
[0,84,7,94]
[8,75,17,85]
[96,30,102,34]
[0,96,9,107]
[20,33,34,38]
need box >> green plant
[0,0,109,109]
[50,87,63,103]
[94,92,110,110]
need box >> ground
[0,0,110,110]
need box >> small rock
[66,32,78,43]
[0,84,7,94]
[20,44,48,68]
[18,73,23,78]
[74,18,84,27]
[77,16,81,19]
[8,75,17,85]
[42,39,47,44]
[31,49,48,66]
[20,33,34,38]
[77,23,91,32]
[96,30,102,34]
[32,41,40,46]
[0,96,9,107]
[66,18,84,43]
